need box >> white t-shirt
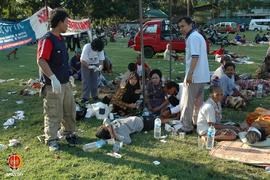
[170,83,183,114]
[197,98,222,135]
[211,66,224,80]
[185,31,210,83]
[81,43,105,65]
[137,64,142,77]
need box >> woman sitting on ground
[236,56,270,94]
[256,55,270,80]
[111,72,141,116]
[146,69,167,115]
[197,86,240,141]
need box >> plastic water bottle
[113,140,123,153]
[154,118,161,139]
[83,140,106,152]
[0,144,7,151]
[206,125,216,150]
[256,84,263,98]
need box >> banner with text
[0,7,91,50]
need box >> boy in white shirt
[197,86,238,141]
[80,38,105,102]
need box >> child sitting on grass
[197,86,239,141]
[218,62,246,109]
[160,81,181,123]
[211,55,232,81]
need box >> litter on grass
[160,139,167,143]
[153,161,160,166]
[16,100,24,105]
[8,139,20,147]
[3,111,25,129]
[106,152,122,158]
[0,144,8,151]
[7,91,17,95]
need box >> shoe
[66,134,78,146]
[57,130,65,140]
[177,128,193,135]
[48,140,59,152]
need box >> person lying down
[96,116,154,144]
[245,108,270,144]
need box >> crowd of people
[36,8,270,152]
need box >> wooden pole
[139,0,146,109]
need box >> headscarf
[122,72,140,103]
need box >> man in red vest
[37,8,77,151]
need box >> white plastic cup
[179,132,185,139]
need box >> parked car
[133,19,209,58]
[214,22,238,33]
[249,19,270,31]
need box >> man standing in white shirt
[80,38,105,102]
[177,17,210,134]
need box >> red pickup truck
[133,19,209,58]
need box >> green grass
[0,34,270,179]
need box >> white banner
[26,7,91,39]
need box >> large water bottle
[256,84,263,98]
[206,125,216,150]
[83,139,107,152]
[154,118,161,139]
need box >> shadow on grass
[61,144,248,179]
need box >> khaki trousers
[43,83,76,143]
[180,83,205,131]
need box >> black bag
[75,102,87,121]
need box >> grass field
[0,32,270,179]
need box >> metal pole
[139,0,145,109]
[187,0,190,16]
[45,0,49,31]
[169,0,172,80]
